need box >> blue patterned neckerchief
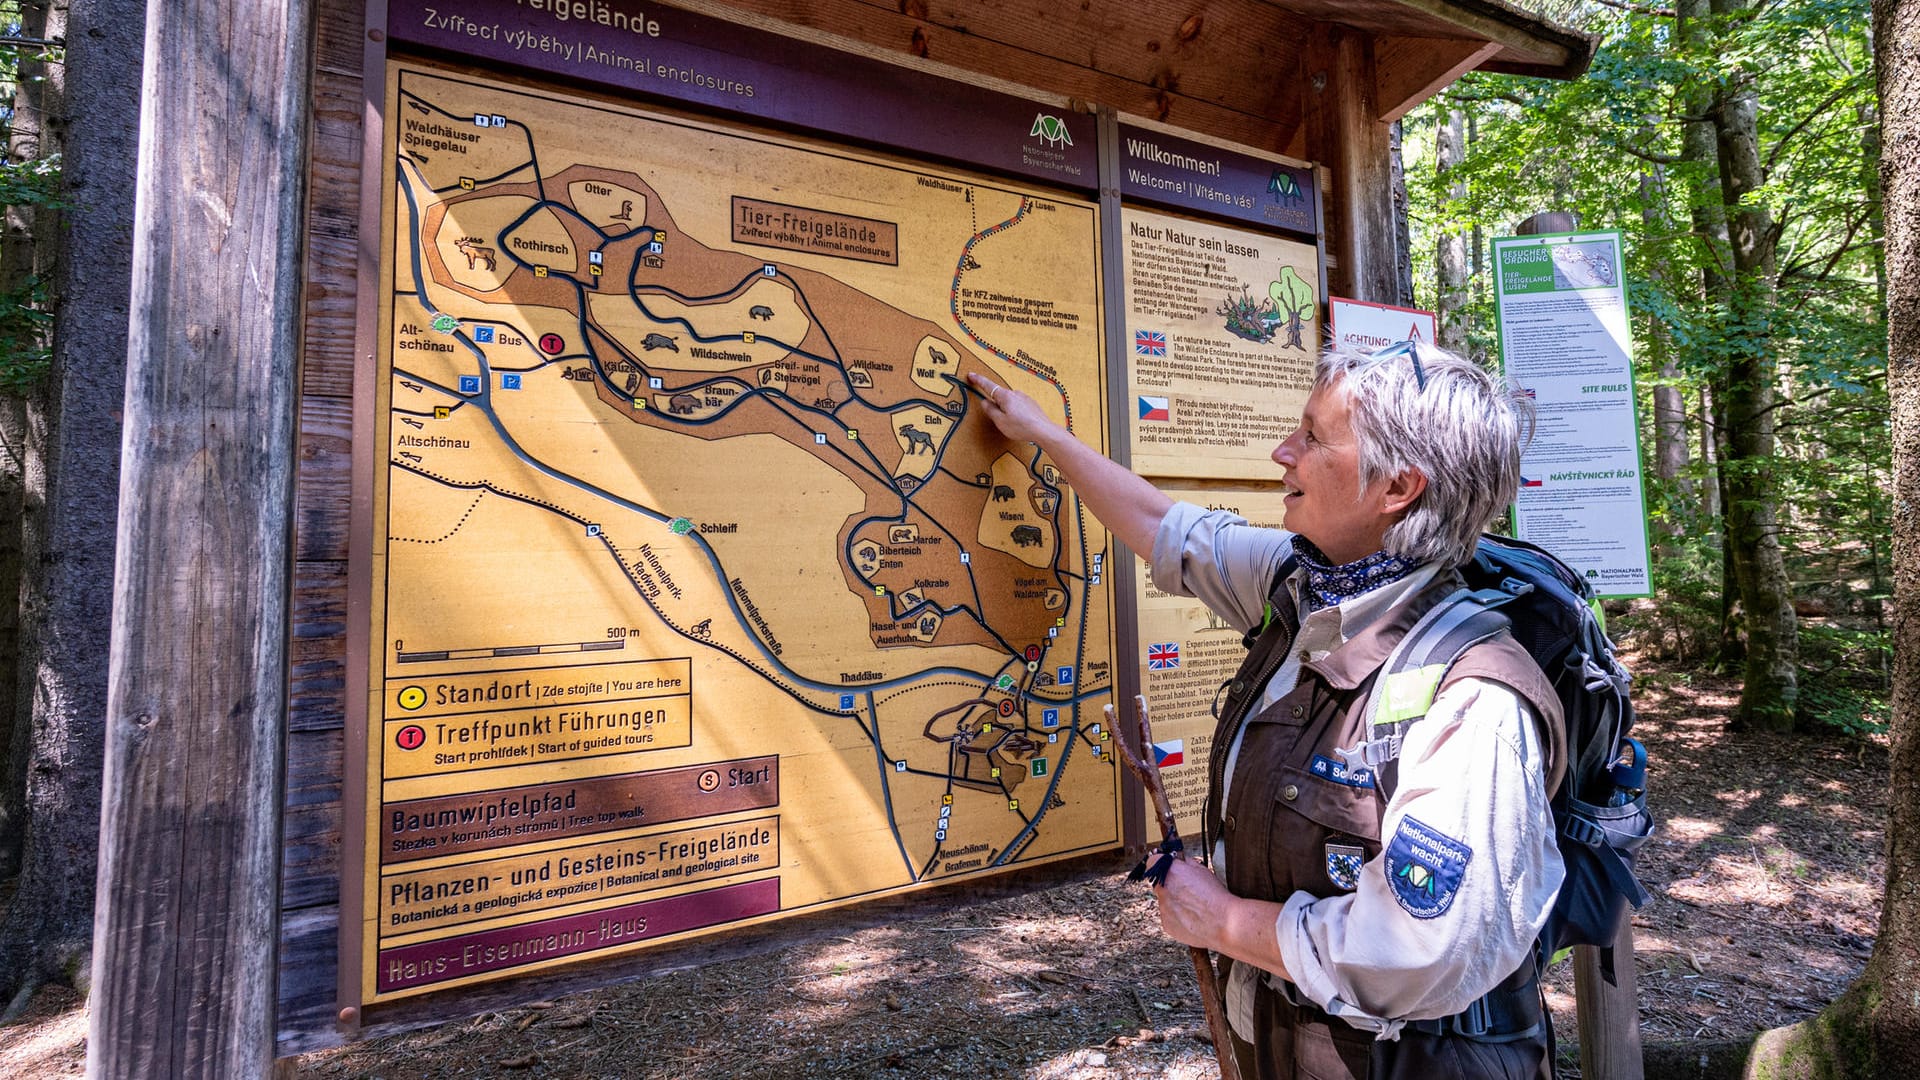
[1292,537,1420,613]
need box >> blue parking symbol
[458,375,480,394]
[475,326,494,343]
[1043,708,1059,727]
[1057,666,1075,685]
[840,694,855,709]
[501,373,522,390]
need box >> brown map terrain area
[417,163,1080,663]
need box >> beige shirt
[1150,502,1563,1039]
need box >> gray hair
[1314,342,1536,567]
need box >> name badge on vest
[1309,754,1374,789]
[1325,842,1364,892]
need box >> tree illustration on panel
[1269,266,1316,350]
[1216,284,1279,343]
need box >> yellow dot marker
[396,686,426,711]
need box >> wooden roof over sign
[706,0,1595,154]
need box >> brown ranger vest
[1205,568,1568,1080]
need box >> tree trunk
[1640,162,1692,544]
[0,0,62,889]
[1680,0,1738,659]
[1710,0,1799,730]
[1389,119,1414,308]
[1435,107,1469,355]
[1746,3,1917,1068]
[0,0,144,1003]
[0,392,31,879]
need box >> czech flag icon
[1138,395,1170,422]
[1152,739,1185,767]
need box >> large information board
[362,64,1119,1001]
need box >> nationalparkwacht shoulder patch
[1384,815,1473,919]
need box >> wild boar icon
[749,305,775,321]
[642,333,678,351]
[900,425,935,454]
[669,394,698,414]
[992,485,1016,502]
[1011,525,1043,547]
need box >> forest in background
[1399,0,1890,736]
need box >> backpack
[1229,534,1655,984]
[1372,534,1654,984]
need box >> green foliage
[0,153,61,393]
[1403,0,1888,721]
[1269,266,1316,350]
[1618,537,1723,666]
[1796,623,1891,737]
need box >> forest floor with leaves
[0,655,1887,1078]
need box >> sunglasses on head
[1369,339,1427,390]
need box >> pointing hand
[967,372,1058,445]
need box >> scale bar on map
[396,640,627,663]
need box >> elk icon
[900,425,936,455]
[454,238,496,271]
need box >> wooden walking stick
[1110,694,1244,1080]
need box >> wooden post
[1574,912,1645,1080]
[88,3,316,1078]
[1304,22,1399,304]
[1517,210,1579,235]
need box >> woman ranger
[968,342,1562,1079]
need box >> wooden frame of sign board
[85,1,1597,1075]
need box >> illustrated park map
[361,65,1119,1000]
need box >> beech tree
[1738,0,1918,1069]
[0,0,144,1008]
